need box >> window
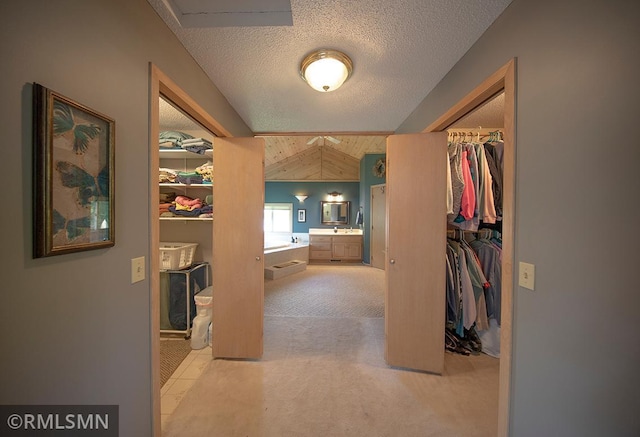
[264,203,293,234]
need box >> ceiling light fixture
[300,49,353,92]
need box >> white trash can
[191,286,212,349]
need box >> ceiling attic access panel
[164,0,293,28]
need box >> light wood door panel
[385,132,447,373]
[212,137,264,359]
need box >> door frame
[149,64,233,437]
[369,184,386,270]
[422,58,516,437]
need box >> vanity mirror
[321,201,350,225]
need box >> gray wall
[399,0,640,435]
[0,1,250,435]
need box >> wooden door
[370,184,386,270]
[385,132,447,373]
[212,137,264,359]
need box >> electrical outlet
[131,256,145,283]
[519,262,535,290]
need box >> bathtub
[263,241,309,268]
[264,242,292,252]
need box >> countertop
[308,228,363,235]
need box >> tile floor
[160,345,212,428]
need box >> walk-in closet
[151,67,265,421]
[444,91,505,360]
[385,60,515,435]
[159,96,214,331]
[157,96,214,391]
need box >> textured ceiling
[450,91,504,129]
[148,0,513,134]
[159,97,202,131]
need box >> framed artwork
[297,209,306,223]
[33,83,115,258]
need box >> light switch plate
[519,262,535,290]
[131,256,145,283]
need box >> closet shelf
[160,217,212,222]
[159,183,212,188]
[159,149,212,159]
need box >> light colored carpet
[264,264,384,318]
[162,264,499,436]
[160,339,192,387]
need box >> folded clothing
[169,204,212,217]
[175,195,202,211]
[181,138,212,155]
[182,137,212,146]
[159,131,194,148]
[160,141,178,149]
[159,192,176,203]
[182,145,211,155]
[159,168,178,183]
[159,203,173,214]
[195,161,213,182]
[176,172,203,185]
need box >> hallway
[162,265,498,436]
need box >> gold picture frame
[33,83,115,257]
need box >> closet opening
[425,58,516,437]
[156,96,215,403]
[149,64,232,437]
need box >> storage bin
[192,286,213,349]
[159,242,198,270]
[160,263,209,333]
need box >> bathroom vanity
[308,228,363,263]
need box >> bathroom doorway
[370,184,386,270]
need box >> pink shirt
[459,150,476,220]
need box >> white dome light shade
[304,58,348,92]
[300,49,353,92]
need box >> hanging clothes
[446,139,503,230]
[469,234,502,325]
[444,133,504,357]
[448,143,465,223]
[458,149,476,221]
[445,230,502,356]
[483,142,503,219]
[455,144,481,231]
[446,153,454,214]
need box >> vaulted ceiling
[151,0,512,171]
